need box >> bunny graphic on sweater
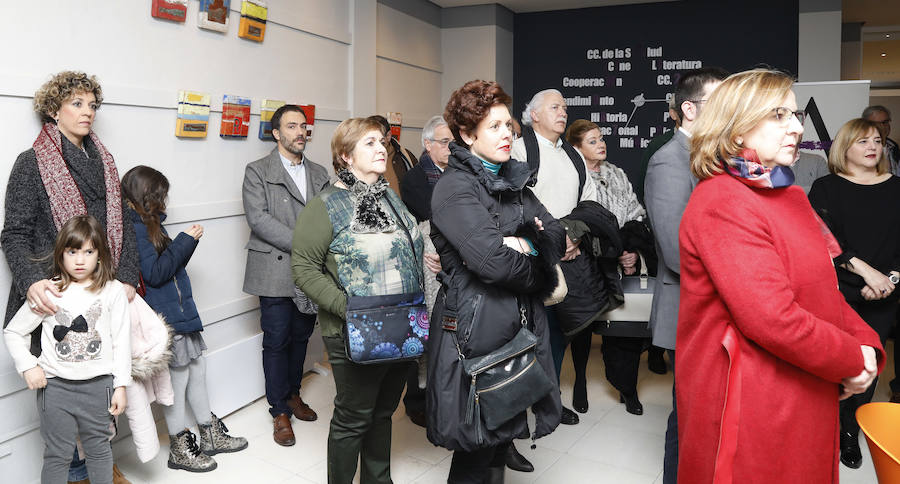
[53,300,103,362]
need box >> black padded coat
[426,143,565,452]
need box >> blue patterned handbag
[344,292,429,364]
[342,197,429,364]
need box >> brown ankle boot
[112,463,131,484]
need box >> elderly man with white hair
[401,115,451,222]
[510,89,598,431]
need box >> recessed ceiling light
[882,52,888,57]
[887,34,892,38]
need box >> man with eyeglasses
[644,66,728,484]
[863,105,900,176]
[401,115,451,222]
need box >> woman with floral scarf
[291,117,424,484]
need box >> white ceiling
[430,0,676,13]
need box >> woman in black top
[808,117,900,470]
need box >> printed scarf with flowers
[723,148,795,189]
[723,148,842,259]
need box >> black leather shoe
[648,347,667,375]
[620,393,644,415]
[840,431,863,469]
[573,379,588,413]
[505,443,534,473]
[560,406,580,425]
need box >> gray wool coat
[242,148,330,298]
[644,130,697,350]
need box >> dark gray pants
[39,375,114,484]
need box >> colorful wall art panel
[238,0,267,42]
[176,91,210,138]
[300,105,316,142]
[151,0,187,22]
[387,112,402,141]
[258,99,286,140]
[199,0,230,32]
[221,95,251,138]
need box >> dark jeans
[260,296,317,417]
[69,448,88,481]
[663,349,678,484]
[448,441,510,484]
[323,335,407,484]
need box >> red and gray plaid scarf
[33,122,123,265]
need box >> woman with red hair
[426,80,565,483]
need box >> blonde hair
[330,117,385,172]
[828,118,889,175]
[690,69,795,179]
[33,71,103,124]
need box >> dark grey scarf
[337,169,396,233]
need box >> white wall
[798,10,842,82]
[0,1,356,480]
[375,3,444,155]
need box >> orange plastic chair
[857,402,900,483]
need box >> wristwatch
[890,273,900,285]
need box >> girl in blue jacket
[122,166,246,473]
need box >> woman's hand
[109,386,127,416]
[123,284,136,302]
[184,224,204,240]
[23,366,47,390]
[861,267,894,299]
[846,257,894,299]
[533,217,544,231]
[619,251,638,275]
[27,279,60,315]
[424,253,442,274]
[840,345,878,400]
[562,235,581,261]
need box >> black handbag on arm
[454,302,555,444]
[342,197,429,364]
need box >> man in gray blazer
[645,67,727,484]
[242,105,330,446]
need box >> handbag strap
[384,195,424,292]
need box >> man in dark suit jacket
[242,105,330,446]
[645,67,727,484]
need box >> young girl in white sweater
[4,215,131,484]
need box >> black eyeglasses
[772,107,805,126]
[428,138,451,146]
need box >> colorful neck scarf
[724,148,842,259]
[33,122,123,265]
[337,169,396,233]
[723,148,795,189]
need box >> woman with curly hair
[426,80,565,483]
[291,117,424,484]
[1,71,140,484]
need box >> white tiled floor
[116,336,889,483]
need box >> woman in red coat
[676,69,885,484]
